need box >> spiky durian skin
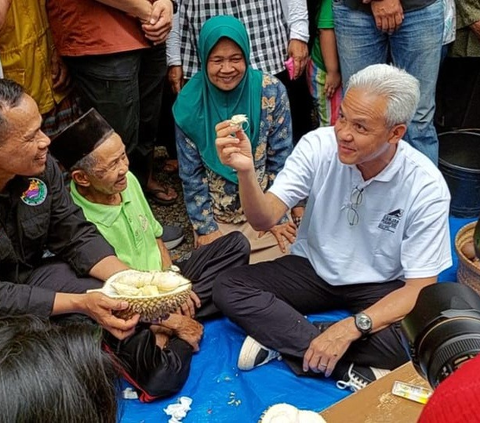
[113,287,192,321]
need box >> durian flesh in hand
[230,114,248,126]
[100,270,192,320]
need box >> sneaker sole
[237,337,261,371]
[163,235,185,250]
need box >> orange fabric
[46,0,149,57]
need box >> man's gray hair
[70,152,98,175]
[345,64,420,127]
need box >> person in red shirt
[47,0,179,205]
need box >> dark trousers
[64,45,167,186]
[106,231,250,401]
[28,259,103,292]
[213,255,410,377]
[275,70,314,145]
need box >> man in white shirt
[213,64,452,391]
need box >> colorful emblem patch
[21,178,47,206]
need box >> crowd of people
[0,0,479,421]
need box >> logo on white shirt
[378,209,404,233]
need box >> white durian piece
[151,271,186,292]
[110,270,151,288]
[259,403,326,423]
[110,281,142,297]
[141,285,160,296]
[230,114,248,126]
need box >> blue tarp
[119,217,475,423]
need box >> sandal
[161,159,179,174]
[145,184,178,206]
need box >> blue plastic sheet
[119,217,474,422]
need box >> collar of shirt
[70,180,132,228]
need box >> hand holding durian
[88,269,192,321]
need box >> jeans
[65,45,167,185]
[333,0,444,165]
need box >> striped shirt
[166,0,309,77]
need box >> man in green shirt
[50,108,250,401]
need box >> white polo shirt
[269,127,452,286]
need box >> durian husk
[89,270,192,321]
[113,285,192,320]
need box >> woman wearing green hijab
[173,15,296,263]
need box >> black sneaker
[336,363,391,392]
[161,225,185,250]
[237,336,281,371]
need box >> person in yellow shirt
[0,0,78,137]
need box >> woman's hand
[259,222,297,253]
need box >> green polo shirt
[70,171,163,271]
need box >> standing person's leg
[332,1,388,87]
[275,70,314,145]
[213,255,344,359]
[390,0,444,165]
[63,51,141,154]
[130,44,177,203]
[306,59,342,127]
[175,231,251,320]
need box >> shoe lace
[336,363,368,392]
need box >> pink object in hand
[284,57,295,80]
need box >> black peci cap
[49,108,114,170]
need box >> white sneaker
[237,336,281,371]
[336,363,391,392]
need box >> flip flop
[145,184,178,206]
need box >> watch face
[356,313,372,332]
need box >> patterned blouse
[176,73,293,235]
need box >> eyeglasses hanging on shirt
[345,186,364,226]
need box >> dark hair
[0,315,119,423]
[0,79,25,144]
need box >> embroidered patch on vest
[378,209,404,233]
[21,178,47,206]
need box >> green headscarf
[173,15,263,184]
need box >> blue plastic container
[439,131,480,218]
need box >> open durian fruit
[89,269,192,321]
[259,403,327,423]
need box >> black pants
[31,232,250,401]
[106,231,250,401]
[213,255,410,378]
[64,45,167,187]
